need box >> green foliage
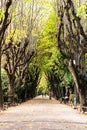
[6,29,26,43]
[1,69,9,101]
[24,0,31,2]
[41,11,56,36]
[45,48,66,79]
[26,62,41,97]
[37,9,57,72]
[60,71,74,87]
[15,60,41,100]
[1,0,76,101]
[0,9,4,21]
[77,4,87,19]
[1,69,8,89]
[37,72,48,94]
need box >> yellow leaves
[0,8,5,21]
[6,29,27,44]
[24,0,31,3]
[36,0,52,6]
[77,4,87,19]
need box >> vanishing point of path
[0,95,87,130]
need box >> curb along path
[0,95,87,130]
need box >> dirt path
[0,95,87,130]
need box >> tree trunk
[0,54,3,109]
[79,89,86,105]
[1,0,3,8]
[8,75,15,103]
[68,59,87,105]
[0,0,12,109]
[24,78,28,101]
[57,0,87,105]
[24,85,28,101]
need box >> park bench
[81,103,87,113]
[3,101,18,109]
[4,101,11,106]
[59,96,69,104]
[3,102,11,110]
[2,100,21,110]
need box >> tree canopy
[0,0,87,109]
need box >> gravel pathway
[0,95,87,130]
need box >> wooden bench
[3,101,18,110]
[81,103,87,113]
[3,102,10,110]
[59,97,69,104]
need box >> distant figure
[49,91,53,100]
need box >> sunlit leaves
[6,29,26,44]
[60,71,74,87]
[38,72,48,93]
[0,9,4,21]
[38,10,56,52]
[77,4,87,19]
[24,0,31,3]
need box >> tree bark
[0,0,12,109]
[68,59,87,105]
[8,74,15,103]
[57,0,87,105]
[0,44,3,109]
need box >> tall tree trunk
[24,76,28,101]
[0,0,4,110]
[0,0,12,109]
[0,44,3,109]
[57,0,87,105]
[1,0,3,7]
[68,59,87,105]
[8,74,15,103]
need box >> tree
[3,0,44,102]
[57,0,87,105]
[26,62,40,99]
[0,0,12,109]
[4,36,35,102]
